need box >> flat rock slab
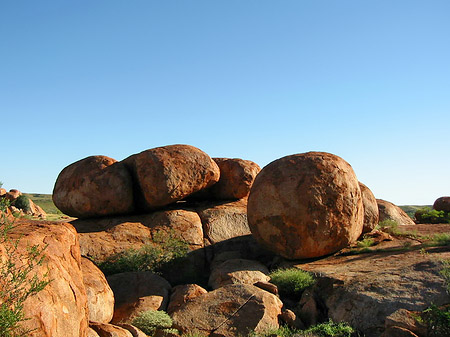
[295,244,450,337]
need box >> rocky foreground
[1,144,449,337]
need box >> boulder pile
[20,145,422,336]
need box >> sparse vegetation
[269,268,315,300]
[440,259,450,294]
[302,319,355,336]
[250,320,355,337]
[0,197,49,336]
[356,237,375,248]
[98,231,189,276]
[429,234,450,247]
[422,304,450,337]
[131,310,174,336]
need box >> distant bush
[131,310,174,336]
[415,207,450,224]
[98,230,188,276]
[269,268,315,300]
[12,195,31,213]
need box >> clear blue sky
[1,1,449,205]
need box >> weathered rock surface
[81,257,115,323]
[117,324,148,337]
[377,199,415,226]
[28,198,47,218]
[90,322,133,337]
[296,243,450,336]
[0,187,6,197]
[208,258,270,289]
[8,221,89,337]
[53,155,134,218]
[122,144,220,211]
[6,188,21,201]
[384,309,427,337]
[359,182,379,234]
[167,284,208,314]
[195,199,251,246]
[87,327,101,337]
[205,158,261,200]
[248,152,364,259]
[107,272,171,323]
[72,209,204,261]
[171,284,283,337]
[433,196,450,212]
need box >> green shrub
[440,259,450,294]
[269,268,315,300]
[98,230,189,276]
[12,195,31,213]
[423,304,450,337]
[131,310,173,336]
[356,237,375,248]
[0,198,49,336]
[415,207,450,224]
[249,325,299,337]
[301,319,355,337]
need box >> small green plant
[356,237,375,248]
[269,268,315,300]
[12,195,31,213]
[301,319,355,337]
[422,304,450,336]
[131,310,174,336]
[430,233,450,247]
[181,330,208,337]
[248,324,299,337]
[98,230,189,276]
[0,197,49,336]
[440,259,450,294]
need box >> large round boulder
[433,196,450,212]
[122,144,220,211]
[359,182,379,234]
[53,156,134,218]
[248,152,364,259]
[377,199,415,226]
[209,158,261,200]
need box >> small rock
[254,281,279,295]
[90,322,134,337]
[167,284,208,314]
[208,258,270,289]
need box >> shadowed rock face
[377,199,415,226]
[53,156,135,218]
[122,144,220,211]
[248,151,364,260]
[359,182,379,234]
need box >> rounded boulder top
[247,151,364,260]
[433,196,450,212]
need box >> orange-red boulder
[203,158,261,200]
[377,199,415,226]
[433,196,450,212]
[53,156,134,218]
[81,257,114,323]
[359,182,379,234]
[122,144,220,211]
[8,221,89,337]
[167,284,208,314]
[171,284,283,336]
[248,152,364,259]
